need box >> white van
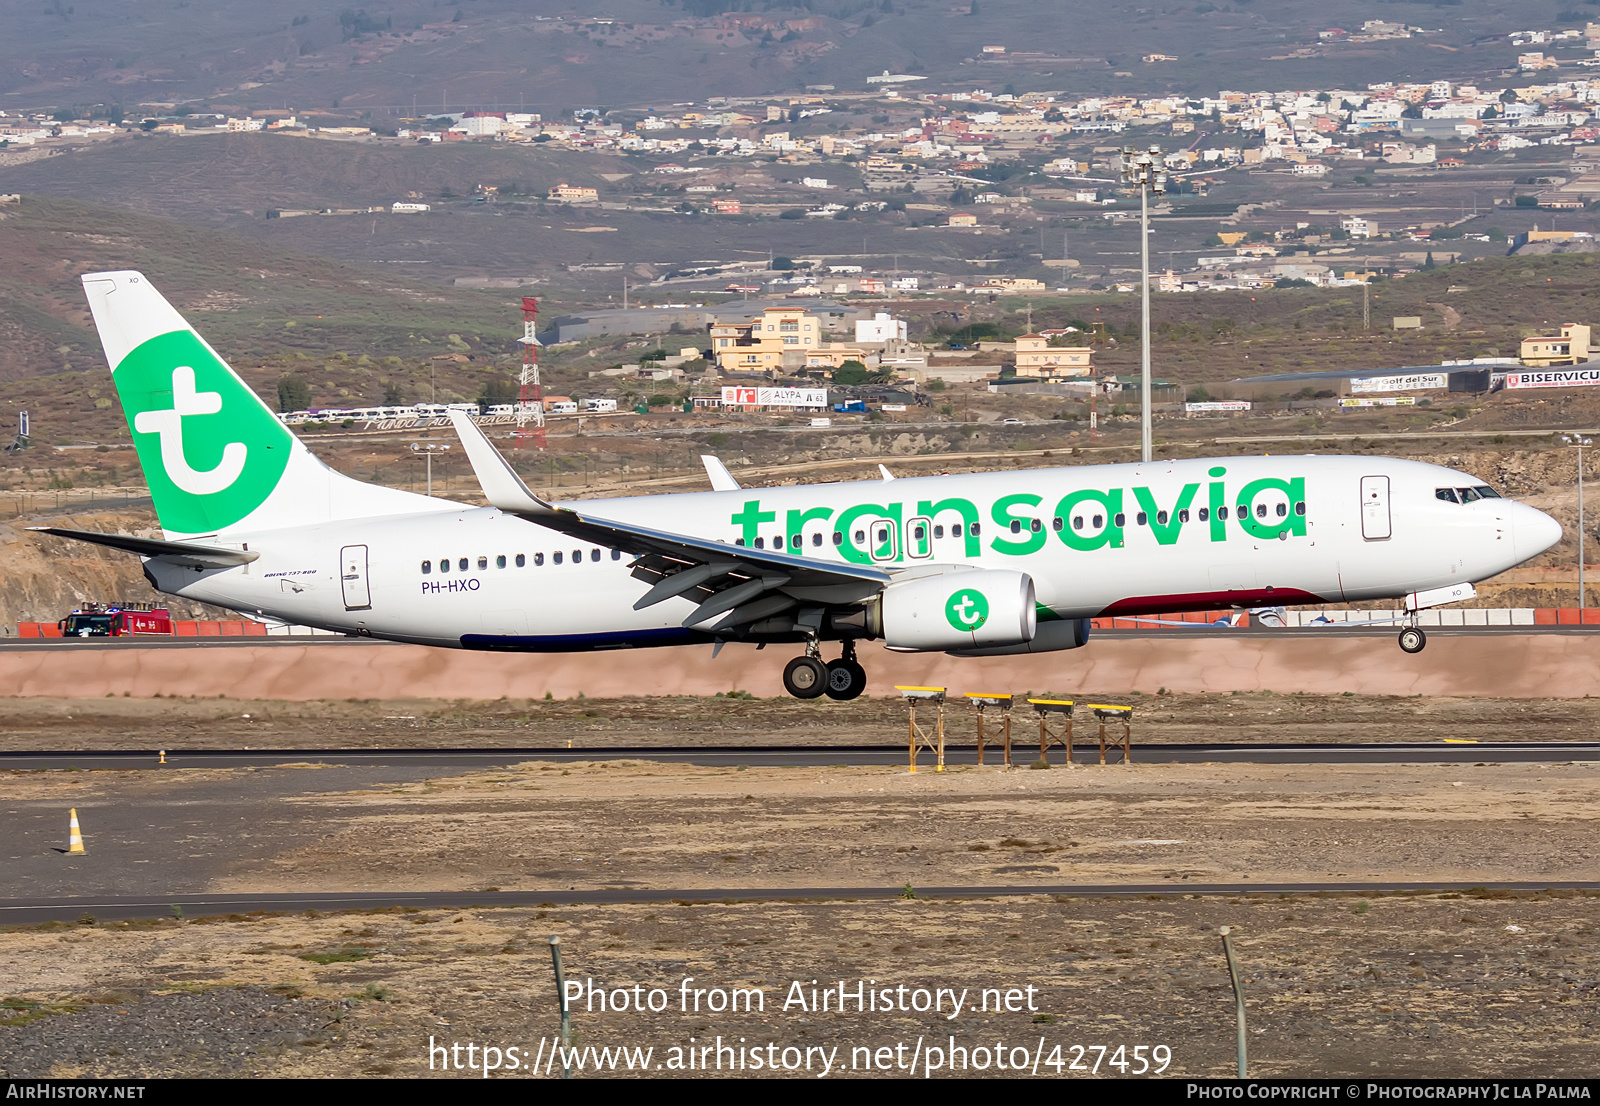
[547,400,578,415]
[583,397,618,413]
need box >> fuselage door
[340,544,372,610]
[1360,476,1391,541]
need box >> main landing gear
[782,640,868,701]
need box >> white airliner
[36,271,1562,700]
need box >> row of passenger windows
[420,549,624,573]
[1436,486,1501,504]
[734,503,1308,549]
[737,522,979,550]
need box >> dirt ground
[1,691,1598,751]
[2,892,1597,1079]
[4,704,1599,1078]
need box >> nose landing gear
[782,640,868,700]
[1398,625,1427,654]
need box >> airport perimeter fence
[0,488,154,520]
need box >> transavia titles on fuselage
[34,270,1562,700]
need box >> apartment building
[1520,323,1598,366]
[1013,334,1093,379]
[711,307,824,371]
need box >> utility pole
[516,297,546,450]
[1363,281,1371,331]
[412,443,450,497]
[1120,145,1166,464]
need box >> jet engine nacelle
[947,616,1091,657]
[879,569,1037,651]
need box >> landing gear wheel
[824,659,868,701]
[1398,627,1427,654]
[783,655,828,699]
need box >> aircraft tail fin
[81,271,441,538]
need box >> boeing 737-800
[34,270,1564,700]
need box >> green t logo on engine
[945,588,989,631]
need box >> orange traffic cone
[67,808,85,854]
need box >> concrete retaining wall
[0,633,1595,700]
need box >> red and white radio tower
[515,296,546,451]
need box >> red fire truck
[57,602,175,637]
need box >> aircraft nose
[1512,502,1563,562]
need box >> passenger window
[1237,504,1249,519]
[811,533,821,547]
[477,556,488,570]
[1218,507,1229,520]
[832,531,843,546]
[421,560,432,574]
[736,538,746,546]
[1051,517,1062,532]
[1157,510,1168,525]
[1073,515,1084,531]
[458,557,468,571]
[530,553,540,566]
[1177,509,1189,523]
[1136,512,1148,526]
[440,557,450,573]
[754,537,765,549]
[952,524,963,537]
[1294,502,1305,516]
[1275,503,1287,517]
[518,554,528,567]
[1435,488,1459,504]
[612,549,623,560]
[914,525,926,541]
[970,522,981,536]
[572,549,582,563]
[1256,504,1268,519]
[590,549,600,562]
[854,529,865,543]
[1010,520,1022,534]
[934,525,945,539]
[1199,507,1209,522]
[1092,514,1103,528]
[1114,513,1125,527]
[496,555,507,569]
[1029,518,1042,533]
[553,551,563,565]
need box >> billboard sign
[1340,396,1417,408]
[1349,373,1448,394]
[1184,401,1252,412]
[1503,369,1600,390]
[724,387,827,408]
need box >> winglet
[701,454,741,492]
[446,410,555,515]
[878,463,896,482]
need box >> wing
[447,411,888,632]
[28,527,259,569]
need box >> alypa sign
[721,387,829,408]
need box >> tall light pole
[1121,144,1167,463]
[1567,435,1592,609]
[411,442,450,497]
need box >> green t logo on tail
[115,330,291,533]
[945,588,989,631]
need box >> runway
[3,741,1596,771]
[4,881,1596,925]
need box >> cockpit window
[1456,487,1482,503]
[1474,485,1501,499]
[1435,488,1458,504]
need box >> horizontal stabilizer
[29,527,259,568]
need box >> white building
[855,312,908,343]
[392,202,431,214]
